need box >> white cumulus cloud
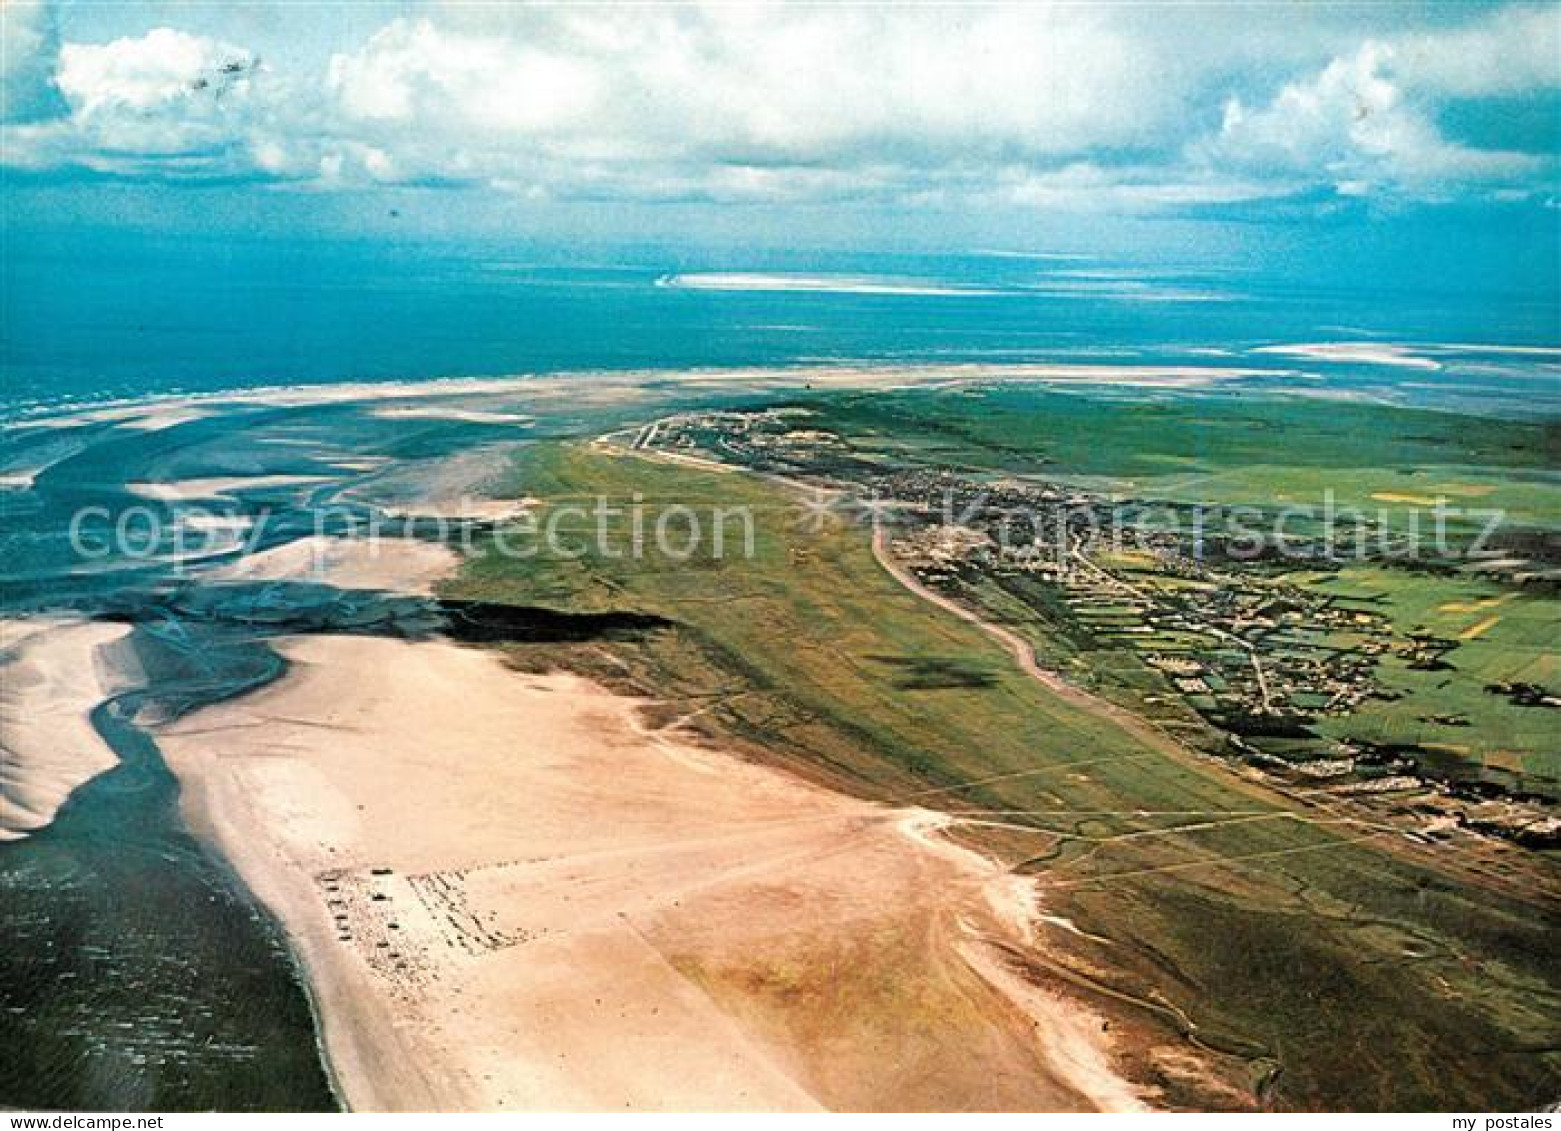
[1392,2,1561,97]
[1206,37,1549,193]
[4,25,266,177]
[57,27,255,114]
[1,0,1556,209]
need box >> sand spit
[657,271,1008,297]
[157,634,1139,1112]
[9,404,214,432]
[206,535,458,596]
[8,359,1313,436]
[368,405,535,426]
[0,618,133,841]
[1251,342,1442,371]
[126,475,330,502]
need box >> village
[640,409,1406,736]
[633,405,1561,850]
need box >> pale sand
[1252,342,1442,371]
[9,403,213,432]
[157,634,1139,1112]
[0,618,133,841]
[373,498,534,522]
[206,535,459,596]
[114,407,215,432]
[126,475,330,502]
[12,359,1313,436]
[369,406,535,426]
[657,271,1008,297]
[343,445,537,523]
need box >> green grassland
[942,552,1559,793]
[799,382,1560,793]
[941,567,1230,750]
[445,439,1560,1111]
[1305,566,1559,789]
[808,383,1561,532]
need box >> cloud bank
[2,1,1556,211]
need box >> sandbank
[205,535,458,596]
[0,618,133,840]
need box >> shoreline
[0,617,134,842]
[156,628,1142,1111]
[4,359,1314,434]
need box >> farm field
[748,384,1559,799]
[807,385,1561,535]
[1307,567,1558,789]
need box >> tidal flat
[1,363,1556,1110]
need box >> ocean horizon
[6,230,1557,415]
[3,0,1558,1112]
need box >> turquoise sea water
[5,232,1558,413]
[0,233,1556,1110]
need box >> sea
[0,229,1556,1110]
[5,229,1559,414]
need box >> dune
[0,618,133,841]
[156,634,1139,1112]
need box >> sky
[1,1,1558,269]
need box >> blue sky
[1,1,1557,264]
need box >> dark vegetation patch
[439,599,671,644]
[866,653,999,691]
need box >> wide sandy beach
[156,629,1140,1111]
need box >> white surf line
[656,271,1008,297]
